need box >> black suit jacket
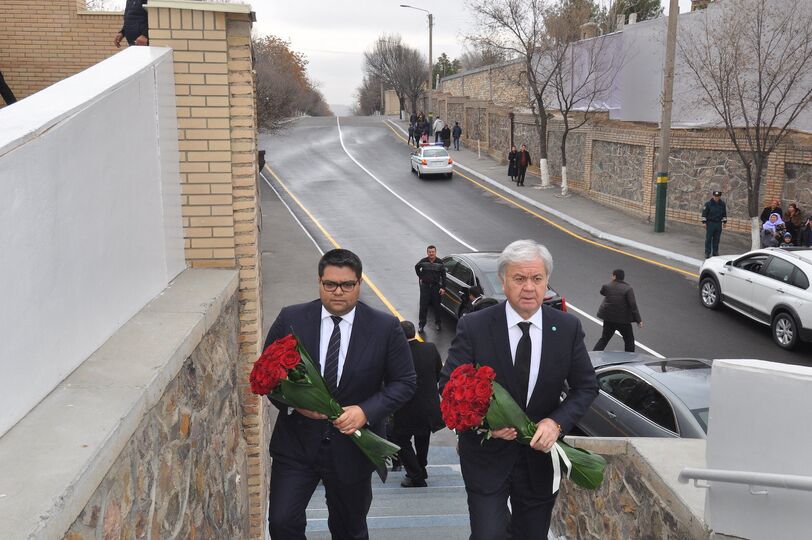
[394,340,444,434]
[440,302,598,495]
[263,300,416,483]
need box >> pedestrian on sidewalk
[507,145,519,182]
[779,232,795,249]
[0,69,16,105]
[263,249,416,540]
[760,198,783,224]
[393,321,444,488]
[441,124,451,149]
[593,269,643,353]
[415,245,446,333]
[452,121,462,150]
[433,117,445,142]
[800,217,812,247]
[784,203,803,244]
[516,144,531,186]
[701,190,727,258]
[761,212,785,247]
[408,122,417,146]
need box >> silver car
[410,144,453,178]
[572,352,710,439]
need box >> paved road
[259,116,810,364]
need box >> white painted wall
[0,47,185,438]
[705,359,812,539]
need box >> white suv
[699,248,812,350]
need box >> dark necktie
[515,322,532,409]
[324,316,342,393]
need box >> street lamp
[400,4,433,122]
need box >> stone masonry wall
[438,61,812,234]
[65,294,248,540]
[551,440,709,540]
[0,1,122,105]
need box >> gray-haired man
[440,239,598,539]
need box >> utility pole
[654,0,680,233]
[401,5,433,120]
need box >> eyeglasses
[510,275,546,286]
[321,280,358,292]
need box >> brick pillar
[147,2,264,537]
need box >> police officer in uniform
[414,245,446,333]
[701,190,728,258]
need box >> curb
[386,119,704,270]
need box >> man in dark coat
[452,122,462,150]
[415,245,446,333]
[516,144,532,186]
[759,198,783,224]
[701,190,728,258]
[393,321,444,487]
[264,249,416,540]
[115,0,149,47]
[441,125,452,149]
[0,70,16,105]
[440,240,598,540]
[592,269,643,352]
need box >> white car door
[753,256,805,320]
[721,254,768,309]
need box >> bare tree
[468,0,558,187]
[548,0,623,195]
[353,74,383,115]
[363,35,426,116]
[680,0,812,248]
[458,44,510,70]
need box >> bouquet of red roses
[441,363,606,491]
[250,333,400,480]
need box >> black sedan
[572,352,710,439]
[440,252,565,319]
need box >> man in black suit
[393,321,444,488]
[440,239,598,540]
[264,249,417,540]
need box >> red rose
[278,350,301,369]
[476,366,496,380]
[276,334,298,351]
[474,381,492,399]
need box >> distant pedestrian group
[759,198,809,248]
[408,113,462,151]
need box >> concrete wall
[0,47,185,439]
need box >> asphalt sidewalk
[388,118,752,274]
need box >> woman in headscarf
[761,212,786,247]
[783,203,803,244]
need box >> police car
[410,142,453,179]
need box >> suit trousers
[418,283,442,327]
[393,429,430,480]
[268,439,372,540]
[593,321,635,352]
[465,450,557,540]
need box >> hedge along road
[258,116,808,365]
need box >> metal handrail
[679,467,812,493]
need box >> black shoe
[401,476,427,488]
[418,325,425,334]
[435,322,441,331]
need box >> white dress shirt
[505,302,543,406]
[319,306,356,387]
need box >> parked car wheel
[417,169,423,179]
[446,172,453,179]
[699,276,721,309]
[771,311,799,350]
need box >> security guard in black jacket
[115,0,149,48]
[415,245,446,333]
[701,190,728,258]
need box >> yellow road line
[383,121,700,279]
[264,164,420,335]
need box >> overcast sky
[254,0,694,108]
